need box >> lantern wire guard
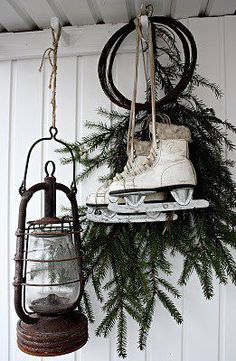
[13,19,88,357]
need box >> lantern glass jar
[25,224,80,315]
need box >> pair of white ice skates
[86,11,208,223]
[86,121,209,223]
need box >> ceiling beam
[0,23,137,60]
[199,0,215,16]
[58,0,95,26]
[0,0,36,31]
[208,0,236,16]
[86,0,103,23]
[96,0,129,24]
[125,0,136,20]
[173,0,202,18]
[162,0,172,16]
[17,0,67,29]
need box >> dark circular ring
[107,19,191,109]
[98,16,197,111]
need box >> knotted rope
[128,4,158,161]
[39,26,62,128]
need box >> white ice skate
[86,13,179,223]
[86,140,176,223]
[108,122,209,214]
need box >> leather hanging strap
[127,17,141,161]
[127,10,157,161]
[148,19,157,148]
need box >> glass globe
[25,228,80,315]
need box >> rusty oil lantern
[13,126,88,357]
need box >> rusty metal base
[17,311,88,357]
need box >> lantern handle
[19,126,77,195]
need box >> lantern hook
[44,160,56,177]
[49,126,58,138]
[19,126,77,196]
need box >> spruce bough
[59,24,236,357]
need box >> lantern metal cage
[13,127,88,357]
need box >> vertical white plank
[42,56,78,219]
[9,58,43,361]
[109,52,147,361]
[56,56,78,217]
[147,255,183,361]
[42,56,78,361]
[76,55,111,361]
[221,16,236,361]
[114,40,184,361]
[0,60,12,361]
[181,17,225,361]
[115,52,146,106]
[77,55,111,205]
[189,17,225,115]
[224,16,236,180]
[216,17,229,361]
[148,19,186,361]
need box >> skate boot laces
[113,158,134,181]
[132,145,159,176]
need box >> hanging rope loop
[128,5,158,160]
[39,25,62,129]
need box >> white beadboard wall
[0,16,235,361]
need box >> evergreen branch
[60,21,236,358]
[117,308,127,358]
[157,290,183,324]
[82,290,95,323]
[157,277,182,298]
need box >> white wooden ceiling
[0,0,235,32]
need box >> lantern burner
[29,293,72,314]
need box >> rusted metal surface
[44,175,57,218]
[14,183,46,324]
[28,217,61,225]
[14,255,81,262]
[17,312,88,356]
[14,129,88,355]
[19,126,77,196]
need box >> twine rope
[148,20,157,147]
[127,17,141,160]
[128,6,157,161]
[39,26,62,128]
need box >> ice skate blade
[109,193,152,208]
[86,207,178,223]
[108,199,209,214]
[170,187,194,205]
